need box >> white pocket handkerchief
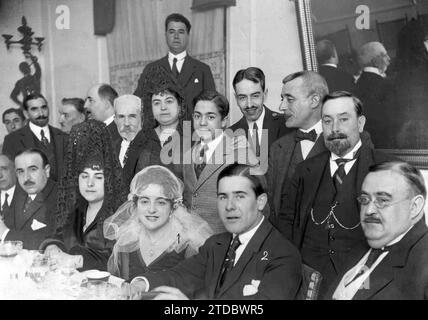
[31,219,47,231]
[243,279,261,296]
[194,78,199,83]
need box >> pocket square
[31,219,47,231]
[243,279,261,296]
[194,78,199,83]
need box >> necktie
[216,236,242,294]
[295,129,317,142]
[119,140,130,168]
[1,192,9,213]
[332,158,353,193]
[23,195,33,212]
[194,143,208,179]
[172,57,179,78]
[253,123,260,157]
[163,135,173,147]
[346,248,387,287]
[40,129,49,147]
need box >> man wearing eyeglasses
[2,93,68,182]
[331,161,428,300]
[275,91,394,298]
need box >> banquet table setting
[0,241,126,300]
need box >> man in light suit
[133,13,216,127]
[2,93,68,182]
[129,163,302,300]
[331,161,428,300]
[182,91,257,234]
[276,91,393,298]
[267,71,329,222]
[0,149,57,250]
[230,67,291,158]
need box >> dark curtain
[93,0,115,35]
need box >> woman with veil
[104,165,213,281]
[40,120,127,271]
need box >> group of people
[1,12,428,300]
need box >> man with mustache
[84,83,121,144]
[113,94,144,187]
[0,149,57,250]
[230,67,291,158]
[331,161,428,300]
[58,97,86,133]
[275,91,393,298]
[2,93,68,182]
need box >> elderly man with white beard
[275,90,394,298]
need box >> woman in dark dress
[40,120,127,271]
[104,165,212,281]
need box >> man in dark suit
[355,41,394,148]
[84,83,121,144]
[113,94,143,189]
[230,67,291,162]
[276,91,393,298]
[0,149,57,250]
[0,154,18,220]
[316,39,355,93]
[331,161,428,300]
[2,93,68,182]
[133,13,216,127]
[129,163,302,300]
[267,71,329,222]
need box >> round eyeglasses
[356,195,409,209]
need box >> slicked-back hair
[217,163,266,197]
[23,93,47,111]
[98,84,118,108]
[369,161,427,199]
[193,90,229,120]
[165,13,191,33]
[2,108,25,123]
[282,70,329,102]
[232,67,266,92]
[61,97,85,114]
[322,90,364,117]
[316,39,337,64]
[15,148,49,167]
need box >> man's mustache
[24,180,35,186]
[36,116,48,120]
[363,217,381,224]
[327,132,347,141]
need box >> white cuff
[1,229,10,242]
[130,276,150,292]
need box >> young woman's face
[136,183,173,231]
[151,90,180,126]
[79,168,105,204]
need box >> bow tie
[295,129,317,142]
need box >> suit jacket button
[194,193,198,197]
[329,249,335,254]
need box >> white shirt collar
[246,106,265,130]
[104,115,115,126]
[322,63,337,68]
[300,120,322,135]
[234,216,264,245]
[29,122,50,142]
[168,51,187,62]
[331,139,362,161]
[363,67,386,78]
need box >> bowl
[0,241,23,258]
[85,270,110,282]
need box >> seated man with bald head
[331,161,428,300]
[355,41,394,148]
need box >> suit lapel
[208,234,232,298]
[355,145,373,194]
[307,133,327,159]
[275,132,297,193]
[20,125,35,149]
[50,126,65,173]
[178,56,195,88]
[217,219,272,297]
[262,107,277,146]
[159,56,170,73]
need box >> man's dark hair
[322,90,363,117]
[61,97,85,114]
[193,90,229,120]
[232,67,266,92]
[217,163,267,197]
[15,148,49,167]
[165,13,191,33]
[98,84,118,108]
[23,93,47,111]
[316,39,337,64]
[369,161,427,199]
[0,153,14,164]
[2,108,25,123]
